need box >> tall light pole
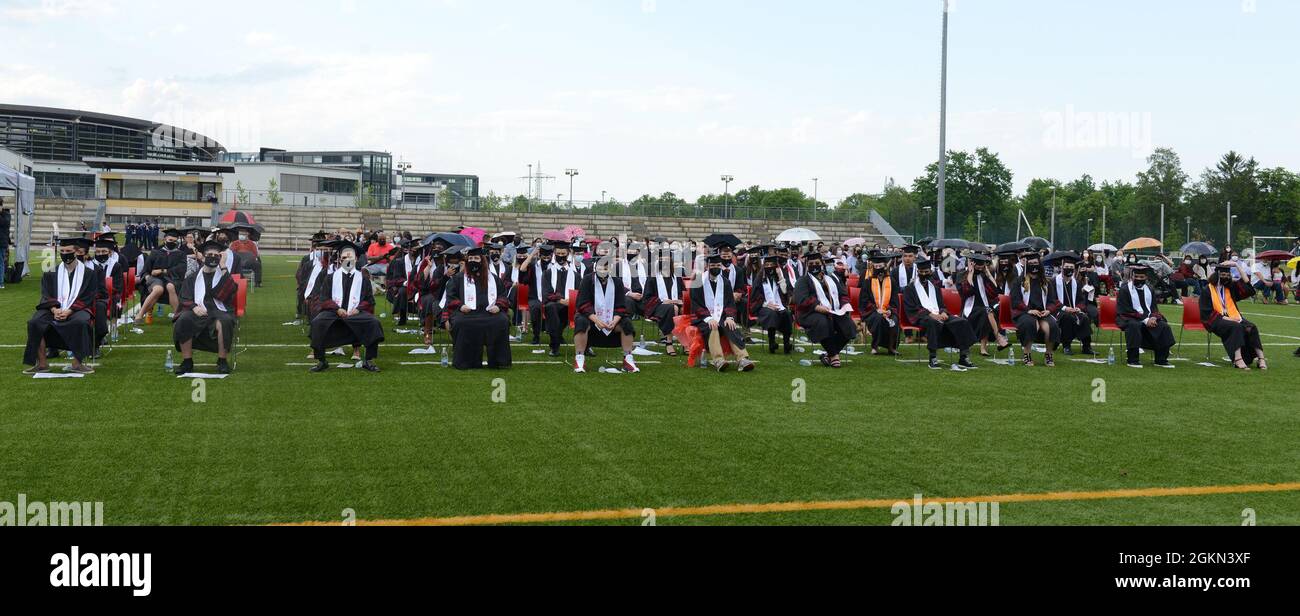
[721,175,734,218]
[976,210,984,243]
[935,0,951,240]
[1185,216,1192,245]
[601,190,607,203]
[923,206,933,239]
[1226,201,1233,246]
[527,163,533,200]
[1087,218,1094,244]
[565,168,578,207]
[1159,203,1166,249]
[1050,185,1057,246]
[1102,205,1107,244]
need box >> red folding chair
[895,293,924,361]
[515,283,530,312]
[567,289,578,328]
[849,286,862,321]
[1176,295,1213,361]
[232,276,248,369]
[997,295,1016,334]
[1097,296,1123,351]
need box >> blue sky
[2,0,1297,203]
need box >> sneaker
[958,357,977,370]
[1154,362,1175,369]
[585,348,596,358]
[174,358,194,376]
[217,358,231,374]
[714,358,729,372]
[738,358,756,372]
[622,357,640,373]
[1126,362,1143,369]
[548,348,560,358]
[928,358,943,370]
[309,360,330,373]
[360,361,381,373]
[574,364,586,374]
[22,365,49,375]
[1045,353,1055,368]
[68,364,95,375]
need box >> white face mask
[341,256,356,271]
[239,234,249,241]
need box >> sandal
[820,354,833,367]
[1257,358,1268,371]
[1022,352,1034,367]
[1234,359,1250,371]
[829,356,842,369]
[666,344,677,357]
[1044,352,1055,367]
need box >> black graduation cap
[705,249,725,264]
[440,245,468,259]
[93,235,118,249]
[901,244,921,254]
[1215,262,1237,274]
[59,236,93,249]
[162,228,183,238]
[538,243,555,254]
[803,249,824,260]
[548,239,570,248]
[310,231,330,244]
[967,253,993,264]
[915,256,934,270]
[464,246,488,257]
[197,239,226,253]
[327,240,363,256]
[763,255,782,265]
[1129,264,1153,275]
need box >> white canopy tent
[0,160,36,279]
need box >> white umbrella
[1088,243,1118,253]
[776,228,821,244]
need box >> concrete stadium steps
[26,201,885,250]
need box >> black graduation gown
[1050,275,1095,346]
[1200,281,1262,363]
[957,274,1001,341]
[540,264,581,344]
[310,269,386,360]
[575,275,635,346]
[145,247,187,286]
[1010,281,1061,345]
[295,254,316,318]
[749,272,793,334]
[903,280,976,352]
[173,269,238,354]
[1115,283,1176,353]
[446,274,512,370]
[25,266,97,365]
[689,275,747,349]
[90,260,125,346]
[617,260,649,316]
[642,275,685,337]
[792,273,856,353]
[859,274,901,349]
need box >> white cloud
[0,0,116,21]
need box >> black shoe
[548,348,560,358]
[217,358,231,374]
[1062,345,1073,355]
[531,336,541,345]
[360,361,381,373]
[173,358,194,376]
[928,357,943,370]
[585,348,596,358]
[309,360,330,373]
[958,357,977,370]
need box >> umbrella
[459,227,486,245]
[1088,243,1118,253]
[1179,241,1217,257]
[218,208,258,226]
[220,222,262,242]
[994,241,1031,255]
[843,237,867,247]
[702,233,742,249]
[929,238,970,250]
[1122,237,1162,251]
[562,225,586,239]
[1043,250,1081,265]
[1020,236,1052,251]
[1286,257,1300,271]
[422,232,475,248]
[542,230,571,242]
[916,237,935,247]
[775,228,821,243]
[1255,250,1294,262]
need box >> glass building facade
[0,104,224,163]
[258,150,392,208]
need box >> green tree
[911,147,1014,236]
[267,178,283,206]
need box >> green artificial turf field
[2,257,1298,526]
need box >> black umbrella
[1020,236,1052,251]
[929,238,970,250]
[967,242,991,254]
[703,233,742,249]
[1043,250,1080,265]
[995,241,1031,254]
[1179,241,1217,257]
[917,236,936,247]
[422,232,475,248]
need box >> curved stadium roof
[0,103,226,162]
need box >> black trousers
[1118,319,1175,362]
[916,315,976,354]
[543,301,568,349]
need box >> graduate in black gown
[89,235,125,353]
[1116,264,1176,369]
[572,257,640,373]
[750,255,793,354]
[540,240,582,357]
[136,228,187,324]
[407,240,446,346]
[172,239,239,375]
[618,242,650,319]
[523,243,554,345]
[642,250,685,357]
[309,242,385,373]
[859,252,902,355]
[1050,254,1097,357]
[793,251,856,367]
[957,253,1009,357]
[23,238,98,374]
[690,250,755,372]
[296,232,331,321]
[445,246,512,370]
[903,257,977,370]
[1201,261,1267,371]
[1009,254,1061,367]
[385,239,417,326]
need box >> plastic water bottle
[155,304,164,317]
[1107,347,1116,366]
[440,346,449,368]
[164,349,174,372]
[1007,346,1016,367]
[638,334,646,350]
[799,359,814,367]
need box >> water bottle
[1007,346,1015,367]
[638,334,646,350]
[155,304,164,317]
[164,349,174,372]
[1107,347,1116,366]
[799,359,814,367]
[440,346,449,368]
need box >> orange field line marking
[274,481,1300,526]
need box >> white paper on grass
[33,372,85,379]
[177,373,229,379]
[409,347,440,355]
[631,347,661,356]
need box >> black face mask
[764,267,777,277]
[95,254,110,264]
[468,261,482,274]
[808,264,823,276]
[556,255,568,265]
[708,266,723,277]
[779,257,789,265]
[204,255,220,268]
[1219,276,1231,285]
[1062,268,1075,277]
[1134,278,1147,288]
[61,252,77,264]
[165,240,179,249]
[490,253,500,262]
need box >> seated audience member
[903,257,977,371]
[792,251,856,368]
[1116,264,1176,369]
[172,239,239,375]
[1201,261,1267,371]
[690,250,755,372]
[309,242,385,373]
[23,238,97,374]
[572,257,640,373]
[445,246,513,370]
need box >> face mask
[95,254,110,264]
[490,253,500,262]
[341,258,356,271]
[779,257,789,265]
[1133,278,1147,288]
[204,255,220,268]
[597,269,610,280]
[165,240,179,248]
[239,234,250,241]
[467,261,482,274]
[556,255,568,265]
[1184,260,1192,265]
[1219,276,1231,285]
[1062,268,1075,277]
[808,264,823,276]
[708,266,723,277]
[61,252,77,264]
